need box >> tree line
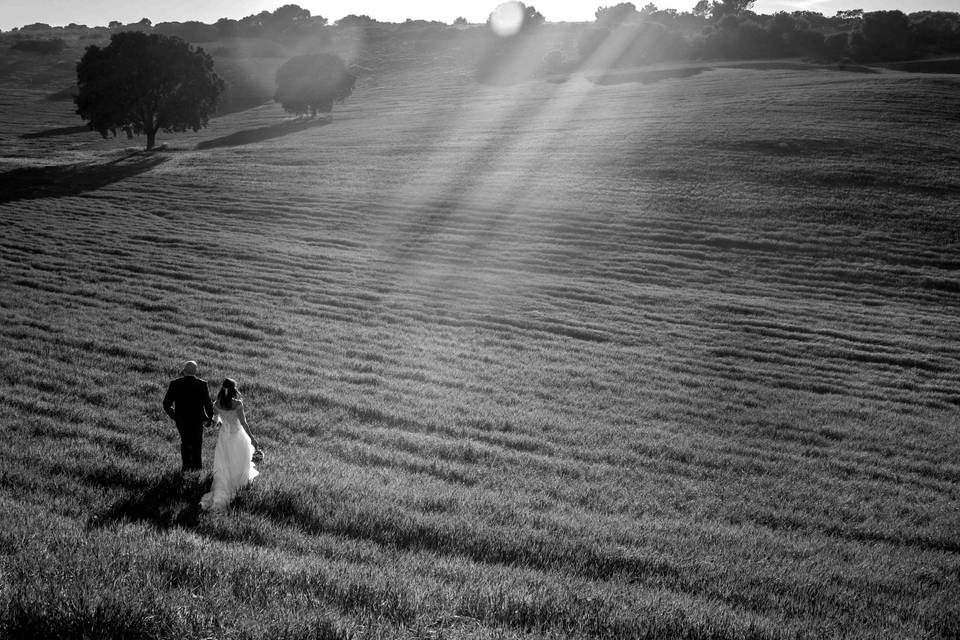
[6,5,447,44]
[583,2,960,64]
[9,2,960,65]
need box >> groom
[163,360,214,473]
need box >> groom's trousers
[176,421,204,471]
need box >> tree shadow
[20,124,92,139]
[589,66,711,85]
[196,116,331,150]
[588,61,882,86]
[0,152,168,204]
[89,470,211,530]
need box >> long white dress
[200,404,258,511]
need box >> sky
[1,0,956,31]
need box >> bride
[200,378,261,511]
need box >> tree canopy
[74,31,224,150]
[274,53,357,118]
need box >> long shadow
[240,487,684,584]
[89,470,210,530]
[871,58,960,74]
[0,152,168,204]
[589,61,881,86]
[196,116,331,150]
[20,124,91,139]
[589,66,711,85]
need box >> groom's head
[181,361,199,377]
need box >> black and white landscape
[1,4,958,638]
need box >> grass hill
[1,26,959,640]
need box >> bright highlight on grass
[489,1,524,37]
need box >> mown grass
[1,30,959,640]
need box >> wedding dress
[200,404,258,511]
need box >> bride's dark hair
[217,378,241,409]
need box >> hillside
[1,27,959,640]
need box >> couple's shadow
[90,470,211,530]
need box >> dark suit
[163,375,213,471]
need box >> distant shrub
[541,50,565,74]
[274,52,357,117]
[153,21,219,43]
[11,38,65,55]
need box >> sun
[488,1,525,37]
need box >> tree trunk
[146,130,156,150]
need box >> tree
[824,31,850,59]
[692,0,711,18]
[262,4,315,39]
[487,2,544,35]
[639,3,659,17]
[274,53,356,118]
[849,10,914,61]
[154,21,219,42]
[215,17,239,39]
[767,11,798,37]
[835,9,863,20]
[270,4,311,25]
[75,32,224,150]
[788,28,826,57]
[597,3,638,25]
[524,5,546,27]
[709,0,756,20]
[336,15,377,27]
[911,12,960,55]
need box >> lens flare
[489,1,524,37]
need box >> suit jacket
[163,375,213,427]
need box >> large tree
[850,10,915,61]
[274,53,356,118]
[596,3,639,26]
[75,31,224,150]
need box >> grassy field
[1,31,959,639]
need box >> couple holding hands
[162,360,263,511]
